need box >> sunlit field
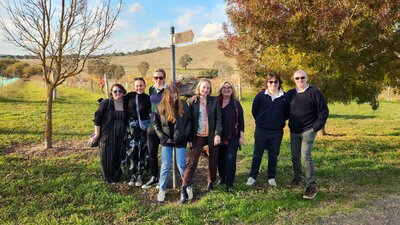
[0,81,399,224]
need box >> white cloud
[197,22,224,42]
[175,6,205,30]
[128,2,142,14]
[148,27,161,39]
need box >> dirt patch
[317,195,400,225]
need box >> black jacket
[154,100,192,147]
[190,96,222,144]
[93,98,129,142]
[124,92,151,120]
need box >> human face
[170,92,178,103]
[153,71,165,88]
[221,83,233,98]
[111,86,123,100]
[267,78,279,93]
[199,81,211,97]
[293,71,308,89]
[134,80,145,94]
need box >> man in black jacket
[286,70,329,199]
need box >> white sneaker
[155,183,160,189]
[157,190,166,202]
[128,175,136,186]
[135,175,142,187]
[187,186,193,200]
[268,178,277,187]
[246,177,256,186]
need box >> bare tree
[0,0,122,148]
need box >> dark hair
[134,77,146,85]
[264,71,283,90]
[110,83,127,95]
[153,68,166,78]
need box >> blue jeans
[159,146,186,192]
[218,137,239,187]
[249,127,283,179]
[290,128,317,188]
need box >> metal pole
[170,26,177,189]
[104,74,109,99]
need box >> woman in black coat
[91,84,128,184]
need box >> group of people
[90,68,328,203]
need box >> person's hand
[91,134,99,143]
[189,95,197,105]
[214,135,221,146]
[166,139,173,144]
[188,142,192,148]
[239,136,245,145]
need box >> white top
[265,89,284,102]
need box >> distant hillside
[110,40,238,76]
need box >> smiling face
[293,70,308,90]
[111,86,124,100]
[199,81,211,97]
[153,71,165,88]
[134,79,145,94]
[221,82,233,98]
[267,78,279,93]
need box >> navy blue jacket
[252,90,287,131]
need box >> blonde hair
[218,81,237,99]
[158,86,184,123]
[195,78,212,96]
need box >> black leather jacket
[154,100,192,147]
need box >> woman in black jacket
[124,78,151,187]
[216,81,245,192]
[181,78,222,203]
[91,84,128,184]
[154,86,191,202]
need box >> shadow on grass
[0,128,87,137]
[329,114,376,120]
[0,96,45,103]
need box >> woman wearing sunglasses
[246,72,287,188]
[123,78,151,187]
[91,84,128,184]
[142,68,167,189]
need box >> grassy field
[0,81,399,224]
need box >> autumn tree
[137,61,150,76]
[220,0,399,108]
[0,0,122,148]
[212,60,233,77]
[179,54,193,69]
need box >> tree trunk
[45,85,54,149]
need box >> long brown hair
[158,86,184,123]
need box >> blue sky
[0,0,228,55]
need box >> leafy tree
[0,58,17,77]
[198,69,218,78]
[23,65,42,78]
[137,61,150,76]
[0,0,122,148]
[179,54,193,69]
[212,60,233,77]
[220,0,399,108]
[107,64,125,80]
[4,61,29,77]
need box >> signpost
[170,26,194,189]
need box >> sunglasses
[294,76,306,80]
[112,89,123,94]
[268,80,278,84]
[153,76,164,80]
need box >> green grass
[0,81,399,224]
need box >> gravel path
[317,195,400,225]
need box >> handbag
[88,133,99,147]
